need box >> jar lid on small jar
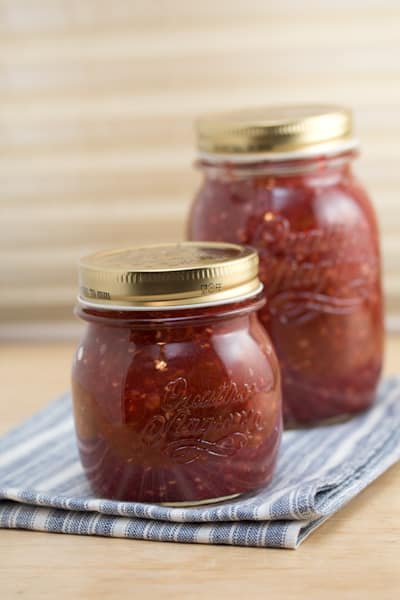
[78,242,262,309]
[196,104,357,160]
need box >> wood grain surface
[1,1,400,334]
[0,335,399,599]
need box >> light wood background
[1,1,400,338]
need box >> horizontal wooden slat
[0,29,399,69]
[1,52,400,102]
[0,172,199,205]
[0,1,399,38]
[0,116,192,155]
[0,215,184,250]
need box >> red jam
[188,153,384,426]
[72,293,281,503]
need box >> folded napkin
[1,376,399,549]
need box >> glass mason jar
[72,242,282,504]
[188,105,384,427]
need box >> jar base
[159,492,241,507]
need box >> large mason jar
[188,105,384,427]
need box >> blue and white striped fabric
[1,377,400,549]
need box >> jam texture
[72,298,282,503]
[188,154,384,426]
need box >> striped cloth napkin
[1,377,399,549]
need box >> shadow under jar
[188,105,384,427]
[72,242,282,504]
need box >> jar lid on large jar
[196,104,358,160]
[78,242,261,309]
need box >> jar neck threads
[196,150,357,181]
[76,292,266,328]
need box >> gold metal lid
[78,242,261,309]
[196,104,356,160]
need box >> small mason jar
[188,105,384,427]
[72,242,282,504]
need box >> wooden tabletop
[1,338,399,599]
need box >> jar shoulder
[189,169,379,240]
[72,318,280,406]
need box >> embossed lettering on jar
[188,105,384,426]
[72,243,282,504]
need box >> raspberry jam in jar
[72,242,282,504]
[188,105,384,427]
